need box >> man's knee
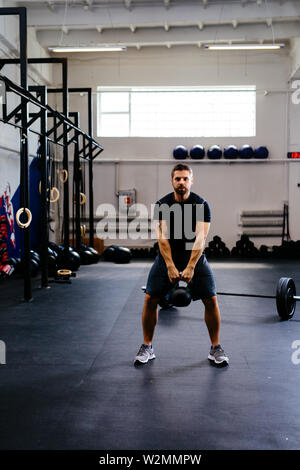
[202,295,218,310]
[144,293,160,307]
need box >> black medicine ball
[190,145,205,160]
[173,145,188,160]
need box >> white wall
[0,2,53,222]
[66,47,290,160]
[0,2,53,154]
[60,46,298,249]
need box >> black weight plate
[276,277,285,317]
[276,277,296,320]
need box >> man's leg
[202,296,229,366]
[202,296,221,347]
[142,293,160,346]
[134,294,160,365]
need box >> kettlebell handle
[178,272,189,288]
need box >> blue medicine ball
[254,146,269,159]
[173,145,188,160]
[224,145,239,159]
[239,145,254,159]
[190,145,205,159]
[207,145,222,160]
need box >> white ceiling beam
[36,21,295,49]
[25,2,300,28]
[124,0,132,10]
[83,0,93,11]
[266,18,273,27]
[46,1,55,12]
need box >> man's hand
[167,264,181,284]
[180,266,195,284]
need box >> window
[97,86,256,137]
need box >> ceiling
[14,0,300,52]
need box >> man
[134,163,229,367]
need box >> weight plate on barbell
[276,277,296,320]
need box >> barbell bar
[141,277,298,321]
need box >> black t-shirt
[153,191,211,266]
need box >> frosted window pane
[101,92,129,112]
[100,114,129,137]
[97,87,255,137]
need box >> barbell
[141,277,298,320]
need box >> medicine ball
[86,246,100,263]
[6,257,17,268]
[49,242,64,255]
[48,254,58,276]
[239,145,254,159]
[48,247,58,259]
[5,258,17,277]
[173,145,188,160]
[103,245,132,264]
[68,250,81,271]
[78,244,99,264]
[190,145,205,160]
[79,249,95,265]
[254,146,269,159]
[207,145,222,160]
[56,249,81,271]
[224,145,239,159]
[30,250,40,266]
[29,258,39,277]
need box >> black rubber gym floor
[0,259,300,450]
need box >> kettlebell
[169,279,192,307]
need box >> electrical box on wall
[118,189,136,215]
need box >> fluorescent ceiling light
[205,43,284,50]
[48,45,127,52]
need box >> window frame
[97,85,256,138]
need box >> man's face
[171,170,193,197]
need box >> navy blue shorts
[145,254,217,301]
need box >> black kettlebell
[169,279,192,307]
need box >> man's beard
[174,186,187,195]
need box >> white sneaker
[208,345,229,367]
[134,344,156,365]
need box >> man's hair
[171,163,193,179]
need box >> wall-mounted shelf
[239,209,284,238]
[95,158,293,164]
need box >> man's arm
[181,221,210,283]
[155,220,180,283]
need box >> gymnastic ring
[38,177,51,194]
[80,224,86,237]
[59,169,68,184]
[49,187,60,203]
[79,192,86,206]
[57,269,72,277]
[16,207,32,229]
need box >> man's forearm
[158,239,175,267]
[187,237,205,269]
